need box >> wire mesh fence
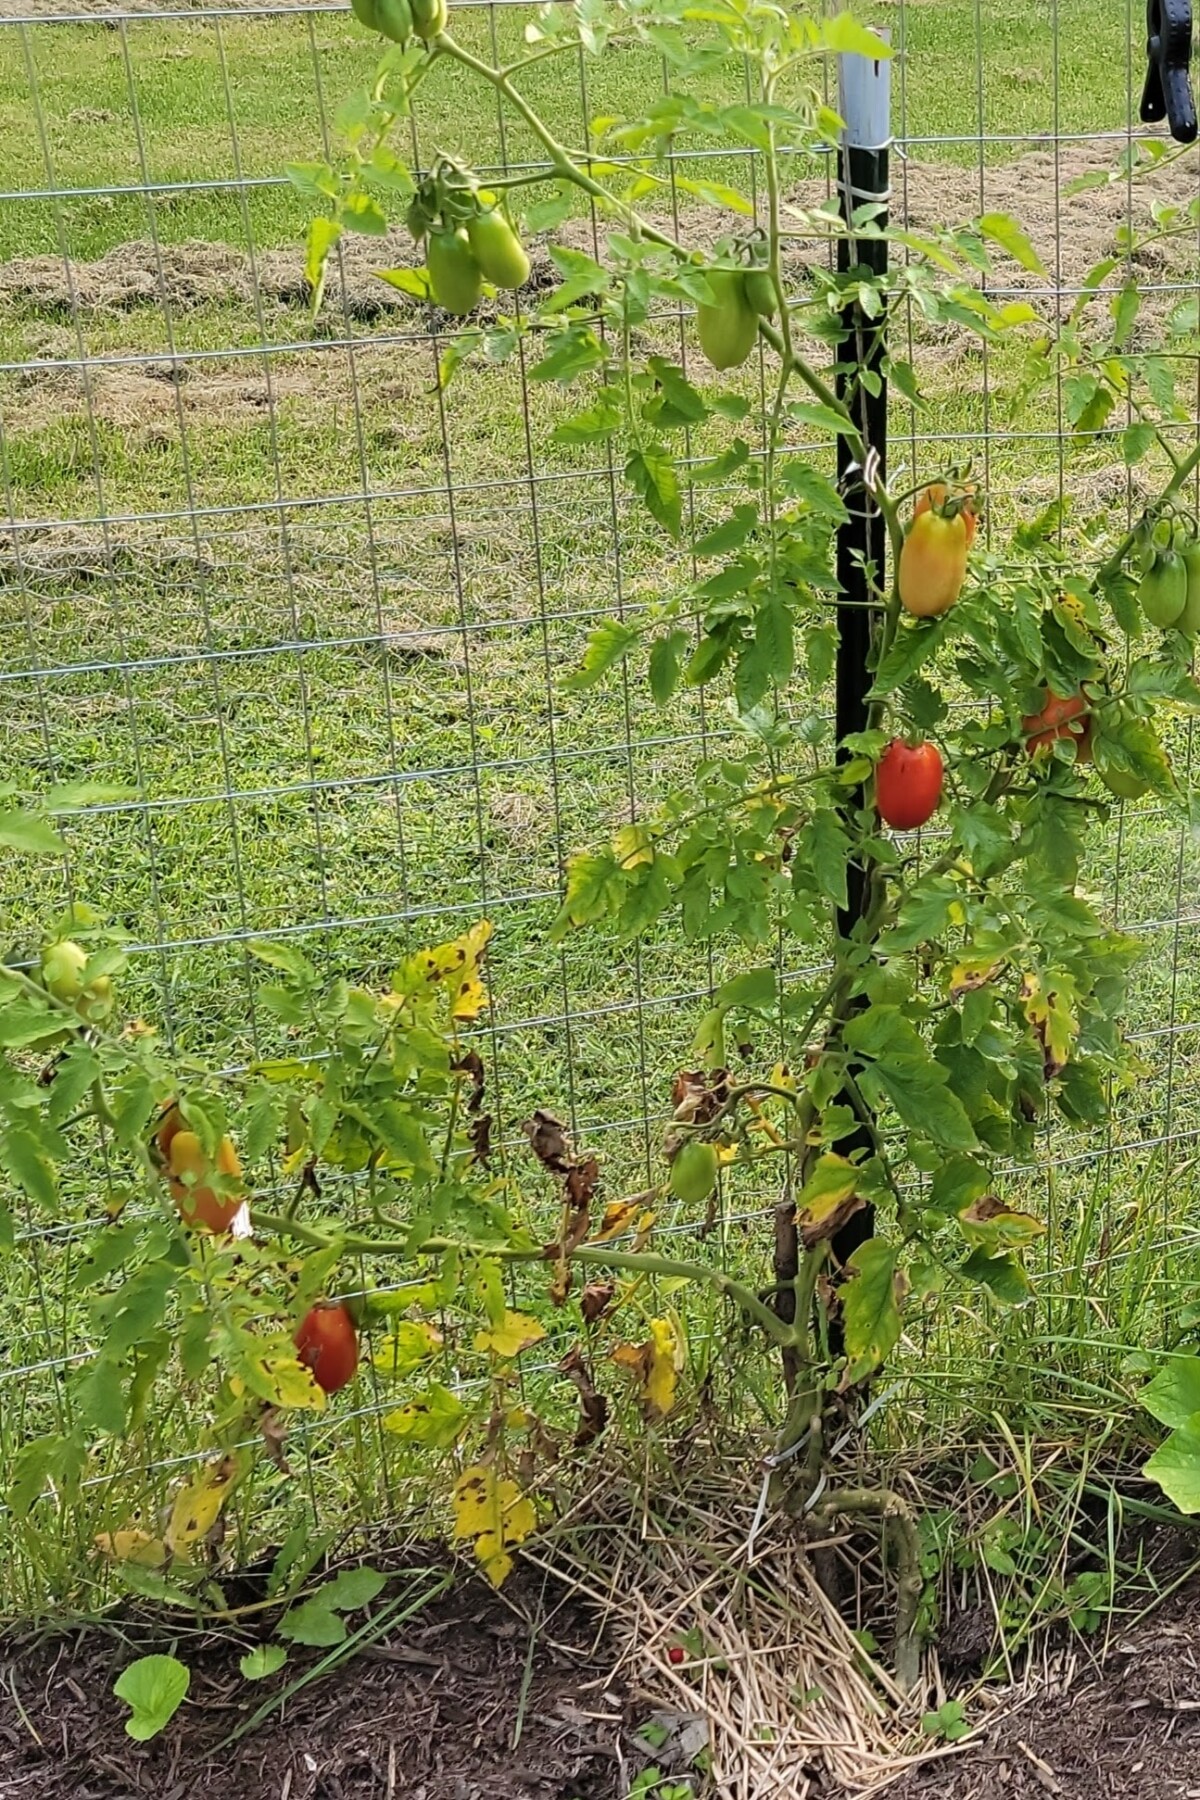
[1,0,1199,1603]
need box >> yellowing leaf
[612,821,654,869]
[373,1321,443,1379]
[395,920,493,1017]
[451,972,489,1022]
[611,1316,682,1420]
[240,1348,328,1413]
[473,1310,546,1359]
[452,1464,537,1588]
[632,1209,656,1250]
[165,1456,241,1561]
[958,1195,1046,1257]
[948,954,1005,998]
[94,1530,168,1568]
[1020,972,1078,1075]
[795,1153,865,1250]
[382,1382,466,1447]
[594,1197,640,1241]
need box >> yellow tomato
[898,510,969,618]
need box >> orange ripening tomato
[914,482,979,551]
[875,739,944,831]
[1022,689,1092,764]
[898,510,970,618]
[164,1118,244,1233]
[295,1302,359,1394]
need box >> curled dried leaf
[452,1050,487,1114]
[559,1347,609,1448]
[523,1108,575,1174]
[581,1280,616,1324]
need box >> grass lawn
[1,0,1199,1616]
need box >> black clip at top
[1142,0,1198,143]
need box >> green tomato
[410,0,448,38]
[466,210,531,289]
[78,974,114,1025]
[1139,552,1187,628]
[375,0,413,40]
[426,229,482,315]
[669,1140,719,1205]
[349,0,383,26]
[41,938,88,1003]
[1179,542,1200,635]
[742,267,777,320]
[1151,516,1174,553]
[696,270,758,372]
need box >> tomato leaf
[0,809,63,855]
[626,446,682,538]
[858,1055,978,1150]
[564,618,640,691]
[840,1239,906,1382]
[977,211,1046,275]
[240,1645,288,1682]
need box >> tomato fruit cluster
[1136,513,1200,635]
[1021,689,1092,763]
[349,0,444,40]
[696,261,776,371]
[154,1104,245,1234]
[416,202,530,315]
[295,1302,360,1394]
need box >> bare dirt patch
[0,1563,638,1800]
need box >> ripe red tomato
[295,1302,359,1394]
[875,739,944,831]
[1022,689,1092,763]
[667,1645,686,1666]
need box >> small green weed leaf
[321,1565,388,1612]
[1144,1425,1200,1514]
[240,1645,288,1682]
[921,1699,970,1742]
[114,1654,190,1741]
[278,1598,348,1647]
[1143,1356,1200,1430]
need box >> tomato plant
[7,0,1200,1693]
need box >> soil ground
[889,1578,1200,1800]
[9,1569,1200,1799]
[0,1567,641,1800]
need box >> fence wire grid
[1,0,1199,1599]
